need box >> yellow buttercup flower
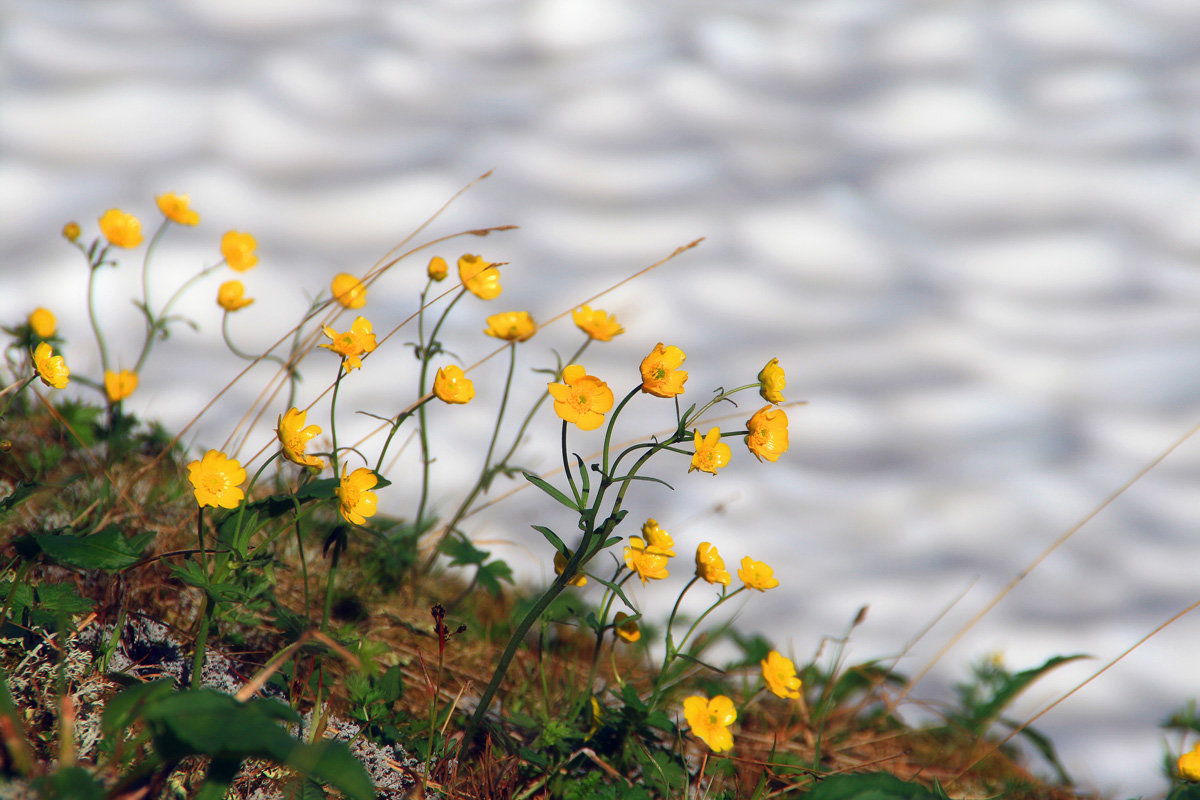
[428,256,448,281]
[640,519,675,557]
[458,253,502,300]
[761,651,803,699]
[554,549,587,587]
[276,407,324,469]
[433,365,475,404]
[683,695,736,753]
[99,208,143,248]
[28,308,56,339]
[32,342,69,389]
[745,405,789,463]
[336,465,379,525]
[483,311,536,342]
[623,537,669,585]
[221,231,258,272]
[695,542,731,586]
[320,316,377,371]
[639,342,687,398]
[331,273,367,309]
[155,192,200,226]
[738,556,779,592]
[1180,743,1200,781]
[689,427,731,475]
[186,450,246,509]
[614,612,641,643]
[547,364,613,431]
[217,280,254,312]
[104,370,138,402]
[758,357,785,404]
[572,305,624,342]
[62,222,81,242]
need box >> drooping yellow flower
[427,256,448,281]
[554,549,587,587]
[221,230,258,272]
[104,370,138,402]
[695,542,731,586]
[1180,743,1200,781]
[745,405,789,463]
[683,695,736,753]
[483,311,536,342]
[28,308,56,339]
[758,357,786,404]
[217,280,254,312]
[155,192,200,226]
[689,427,731,475]
[99,208,143,248]
[639,342,687,398]
[738,556,780,592]
[623,537,669,585]
[186,450,246,509]
[331,273,367,309]
[276,407,323,469]
[614,612,641,643]
[62,222,81,242]
[640,519,675,557]
[458,254,502,300]
[572,305,624,342]
[336,465,378,525]
[32,342,69,389]
[761,651,803,699]
[433,364,475,404]
[547,364,613,431]
[320,316,377,371]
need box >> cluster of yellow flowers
[619,520,778,592]
[683,650,802,752]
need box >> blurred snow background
[5,1,1200,795]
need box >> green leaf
[801,773,941,799]
[136,689,374,800]
[968,654,1088,733]
[33,582,93,617]
[102,679,176,738]
[524,472,579,511]
[34,766,105,800]
[441,535,489,566]
[476,558,514,596]
[573,453,591,498]
[584,572,634,611]
[30,525,153,571]
[673,651,725,675]
[0,481,40,516]
[1167,783,1200,800]
[610,473,675,491]
[217,509,258,559]
[170,561,245,603]
[531,525,566,556]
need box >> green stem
[86,256,111,380]
[420,341,517,571]
[329,366,345,475]
[412,287,466,533]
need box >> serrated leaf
[524,472,579,511]
[31,525,153,571]
[137,689,374,800]
[441,535,488,566]
[476,558,514,596]
[33,582,93,617]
